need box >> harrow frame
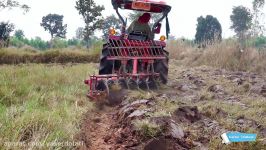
[85,36,167,100]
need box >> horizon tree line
[0,0,265,49]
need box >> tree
[14,29,24,40]
[75,0,104,48]
[0,22,14,47]
[195,15,222,46]
[0,0,30,12]
[40,14,67,40]
[252,0,265,36]
[230,6,253,40]
[102,15,121,39]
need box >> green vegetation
[253,36,266,48]
[133,119,161,138]
[0,22,14,47]
[10,36,49,50]
[230,6,253,42]
[10,35,103,50]
[75,0,105,48]
[0,64,95,149]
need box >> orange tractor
[85,0,171,102]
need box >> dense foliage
[0,0,30,12]
[75,0,104,47]
[0,22,14,47]
[40,14,67,40]
[9,35,103,50]
[230,6,253,40]
[195,15,222,45]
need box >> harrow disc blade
[96,80,109,96]
[107,80,127,106]
[94,79,109,109]
[128,79,138,90]
[118,78,129,89]
[147,78,158,90]
[138,79,148,90]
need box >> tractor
[84,0,171,103]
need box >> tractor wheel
[99,44,113,75]
[154,50,169,84]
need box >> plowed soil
[77,61,266,149]
[78,108,116,150]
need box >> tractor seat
[127,31,148,41]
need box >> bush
[29,37,49,50]
[254,36,266,48]
[52,38,68,49]
[10,37,25,48]
[10,37,49,50]
[89,40,104,55]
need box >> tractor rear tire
[154,50,169,84]
[99,44,113,75]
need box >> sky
[0,0,265,40]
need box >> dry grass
[0,64,96,149]
[167,40,266,74]
[0,48,99,64]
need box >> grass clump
[133,119,161,138]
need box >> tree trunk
[86,37,90,49]
[50,35,54,48]
[86,39,89,49]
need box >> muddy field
[76,60,266,150]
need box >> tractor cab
[111,0,171,41]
